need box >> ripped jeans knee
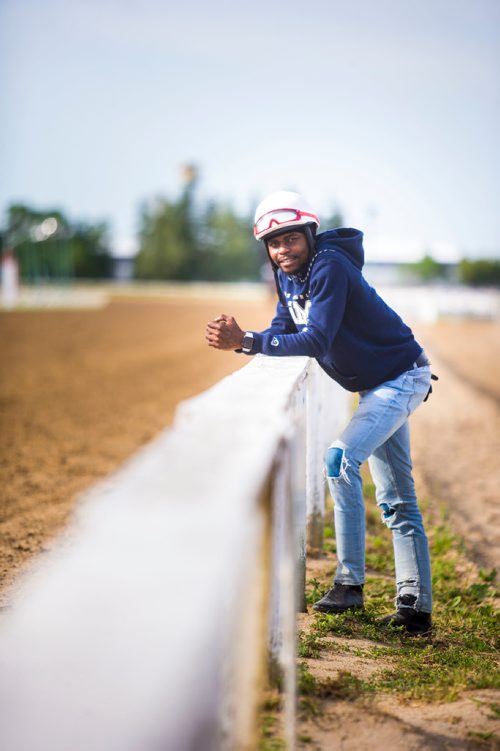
[379,502,400,526]
[378,500,425,538]
[325,445,352,486]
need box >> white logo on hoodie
[288,299,311,326]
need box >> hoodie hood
[315,228,365,270]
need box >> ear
[304,225,316,256]
[265,241,277,267]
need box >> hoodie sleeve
[250,256,349,358]
[237,298,297,356]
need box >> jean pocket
[407,369,432,414]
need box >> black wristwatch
[241,332,254,353]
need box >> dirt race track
[0,296,275,600]
[411,320,500,572]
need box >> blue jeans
[325,365,433,612]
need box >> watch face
[242,333,253,352]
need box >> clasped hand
[206,314,244,350]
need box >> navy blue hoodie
[248,228,422,392]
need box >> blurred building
[364,262,458,287]
[111,256,135,282]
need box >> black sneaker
[380,595,432,636]
[312,583,364,614]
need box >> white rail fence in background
[2,282,499,319]
[0,356,349,751]
[376,285,500,322]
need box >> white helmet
[253,190,320,241]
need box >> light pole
[29,217,59,286]
[1,248,19,310]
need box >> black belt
[412,350,438,402]
[413,351,430,368]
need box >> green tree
[408,254,446,282]
[322,207,345,229]
[134,184,200,280]
[458,258,500,287]
[134,186,263,282]
[2,204,112,281]
[72,221,112,278]
[198,202,262,281]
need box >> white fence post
[268,442,297,751]
[306,361,350,553]
[306,361,325,552]
[288,375,308,614]
[222,476,274,751]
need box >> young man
[206,191,434,635]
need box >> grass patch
[259,730,286,751]
[259,466,499,743]
[302,467,499,703]
[305,577,327,606]
[371,646,499,701]
[487,702,500,720]
[306,558,499,700]
[297,662,372,717]
[297,630,323,658]
[258,692,285,750]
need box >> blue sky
[1,0,499,261]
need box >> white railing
[0,356,348,751]
[377,285,500,322]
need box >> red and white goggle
[254,208,319,239]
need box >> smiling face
[266,230,309,274]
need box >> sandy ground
[296,686,500,751]
[412,321,500,571]
[0,297,274,601]
[1,300,499,749]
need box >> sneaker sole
[405,627,433,637]
[379,622,433,637]
[312,604,364,614]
